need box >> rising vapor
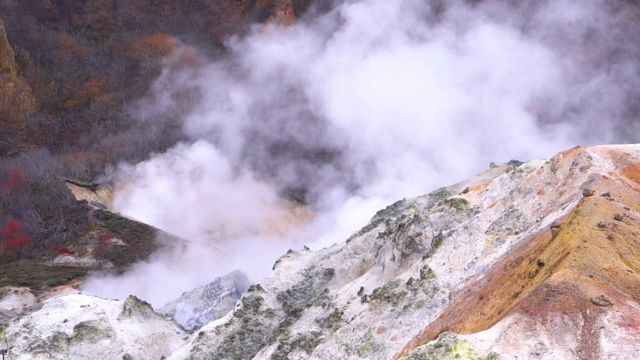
[83,0,640,307]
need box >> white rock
[0,287,37,314]
[158,270,250,331]
[3,293,186,360]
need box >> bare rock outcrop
[0,18,36,155]
[2,294,185,360]
[0,19,16,76]
[158,270,250,331]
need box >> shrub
[53,246,76,256]
[8,165,27,190]
[0,217,31,258]
[93,230,115,259]
[0,150,90,254]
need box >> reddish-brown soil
[395,147,640,359]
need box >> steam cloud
[83,0,640,307]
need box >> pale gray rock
[2,294,186,360]
[158,270,250,331]
[52,254,113,268]
[0,287,37,314]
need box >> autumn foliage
[53,246,76,256]
[93,230,115,259]
[0,0,265,158]
[8,165,26,190]
[0,217,31,258]
[0,165,26,205]
[127,33,177,60]
[0,152,90,257]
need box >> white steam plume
[83,0,640,307]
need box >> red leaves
[2,218,25,239]
[93,231,114,258]
[8,165,27,190]
[0,217,31,258]
[54,246,76,256]
[97,231,114,243]
[0,165,27,198]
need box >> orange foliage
[84,0,115,39]
[64,76,108,108]
[127,33,177,60]
[54,33,89,62]
[177,46,202,66]
[69,14,83,29]
[164,45,207,72]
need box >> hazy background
[83,0,640,307]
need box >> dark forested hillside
[0,0,251,158]
[0,0,314,264]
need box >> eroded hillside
[3,144,640,359]
[397,145,640,359]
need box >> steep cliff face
[0,18,35,155]
[3,144,640,359]
[0,19,15,76]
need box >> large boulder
[158,270,250,331]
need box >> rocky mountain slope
[2,144,640,360]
